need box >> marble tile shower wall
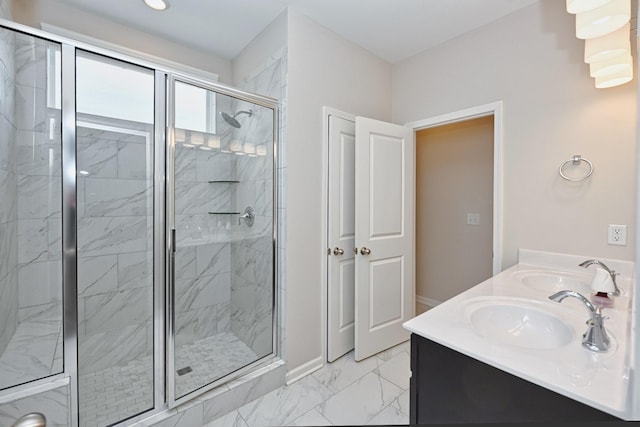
[174,95,235,346]
[76,121,153,374]
[230,52,285,357]
[8,35,64,388]
[0,22,17,357]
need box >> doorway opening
[408,101,504,314]
[415,116,494,313]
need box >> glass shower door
[169,78,276,402]
[75,50,156,427]
[0,26,63,392]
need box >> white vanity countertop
[403,249,635,420]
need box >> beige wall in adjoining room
[393,0,637,270]
[416,116,494,305]
[10,0,232,83]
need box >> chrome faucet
[579,259,621,296]
[549,290,610,352]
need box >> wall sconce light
[175,128,185,143]
[190,132,204,145]
[584,22,630,62]
[589,53,632,77]
[574,0,630,39]
[243,143,256,156]
[207,135,221,150]
[566,0,633,88]
[595,67,633,87]
[230,140,244,155]
[256,145,267,156]
[566,0,612,14]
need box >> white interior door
[327,115,356,362]
[354,117,414,361]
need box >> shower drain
[176,366,193,376]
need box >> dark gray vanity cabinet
[409,333,622,424]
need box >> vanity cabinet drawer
[410,333,622,424]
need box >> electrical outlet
[467,213,480,226]
[608,224,627,246]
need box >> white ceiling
[53,0,539,63]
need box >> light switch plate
[467,213,480,226]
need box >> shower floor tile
[78,331,256,427]
[79,356,154,427]
[175,332,258,398]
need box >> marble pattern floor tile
[203,339,411,427]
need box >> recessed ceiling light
[144,0,168,11]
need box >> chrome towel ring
[559,155,593,182]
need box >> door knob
[12,413,46,427]
[360,247,371,255]
[333,247,345,256]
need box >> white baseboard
[285,356,323,385]
[416,295,442,308]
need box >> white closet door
[327,115,357,362]
[354,116,415,361]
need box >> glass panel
[173,81,274,399]
[175,81,216,134]
[0,28,63,391]
[76,51,155,426]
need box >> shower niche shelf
[208,180,240,183]
[208,211,241,215]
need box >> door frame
[321,101,503,364]
[405,101,504,276]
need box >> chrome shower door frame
[166,74,280,408]
[0,16,281,423]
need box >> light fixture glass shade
[576,0,630,39]
[230,140,243,153]
[595,66,633,88]
[144,0,168,11]
[243,143,256,155]
[256,145,267,156]
[207,135,221,149]
[584,22,630,63]
[175,128,185,142]
[190,132,204,145]
[589,53,632,77]
[567,0,612,14]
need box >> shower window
[0,29,63,391]
[175,81,216,134]
[75,50,155,427]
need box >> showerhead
[220,109,252,128]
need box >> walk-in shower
[0,20,279,427]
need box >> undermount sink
[512,270,592,294]
[463,298,574,350]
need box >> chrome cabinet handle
[333,247,344,256]
[360,247,371,255]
